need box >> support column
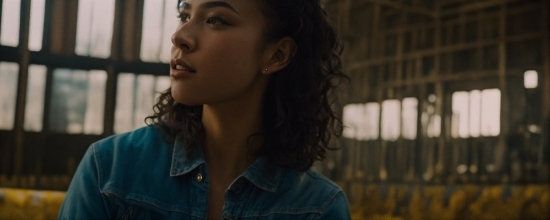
[495,3,508,175]
[539,0,550,181]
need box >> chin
[171,83,202,106]
[171,91,202,106]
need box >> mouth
[170,58,196,77]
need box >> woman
[59,0,350,219]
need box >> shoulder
[301,170,350,218]
[94,125,168,150]
[92,125,171,160]
[280,169,343,197]
[90,125,174,190]
[276,169,350,217]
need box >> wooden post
[13,0,32,187]
[495,3,508,174]
[539,0,550,180]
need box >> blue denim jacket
[58,126,351,219]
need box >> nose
[171,23,197,52]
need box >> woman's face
[170,0,269,106]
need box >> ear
[261,37,296,75]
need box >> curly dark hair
[147,0,347,172]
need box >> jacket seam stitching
[102,191,202,219]
[240,210,323,218]
[92,144,103,190]
[319,190,342,216]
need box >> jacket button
[196,173,203,182]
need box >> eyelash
[177,13,228,26]
[177,13,190,22]
[206,16,228,25]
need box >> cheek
[201,36,263,84]
[209,38,261,71]
[171,32,265,105]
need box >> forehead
[178,0,262,14]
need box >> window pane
[154,76,171,101]
[114,73,135,133]
[0,0,20,46]
[524,70,538,89]
[427,115,441,138]
[134,75,155,129]
[424,94,441,138]
[381,100,400,141]
[469,90,481,137]
[160,0,178,63]
[83,70,107,134]
[481,89,500,136]
[50,69,87,133]
[342,104,364,140]
[75,0,92,55]
[140,0,164,62]
[49,69,106,134]
[452,91,469,138]
[0,62,19,130]
[365,103,380,140]
[24,65,47,131]
[75,0,115,58]
[141,0,177,63]
[355,104,369,141]
[115,74,169,134]
[29,0,46,51]
[402,97,418,140]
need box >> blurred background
[0,0,549,219]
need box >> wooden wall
[317,0,550,188]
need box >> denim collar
[169,141,283,192]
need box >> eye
[177,13,190,23]
[206,16,228,26]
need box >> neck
[201,85,266,179]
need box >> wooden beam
[540,0,550,180]
[380,70,500,87]
[439,0,516,17]
[353,0,435,18]
[13,0,32,186]
[348,32,542,70]
[495,3,508,172]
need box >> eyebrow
[178,1,240,15]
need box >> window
[402,97,418,140]
[29,0,46,51]
[0,62,19,130]
[114,73,171,133]
[75,0,116,58]
[0,0,20,46]
[364,103,380,140]
[343,104,363,139]
[24,65,47,131]
[524,70,538,89]
[423,94,441,138]
[140,0,178,63]
[451,91,469,138]
[426,114,441,138]
[452,89,501,138]
[49,69,107,134]
[342,103,380,141]
[469,90,481,137]
[480,89,500,136]
[381,100,400,141]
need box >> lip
[170,58,197,78]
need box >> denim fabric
[58,126,351,219]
